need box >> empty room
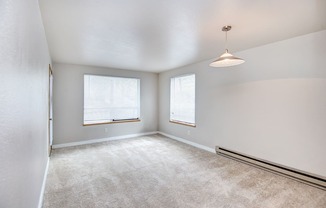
[1,0,326,207]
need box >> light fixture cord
[225,30,228,52]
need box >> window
[84,75,140,125]
[170,74,195,126]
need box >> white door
[48,65,53,155]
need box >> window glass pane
[84,75,140,124]
[170,74,195,124]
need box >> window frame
[169,73,196,127]
[83,74,141,126]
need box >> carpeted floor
[43,134,326,208]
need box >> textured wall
[159,30,326,177]
[0,0,51,207]
[52,63,158,145]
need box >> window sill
[169,120,196,127]
[83,119,141,126]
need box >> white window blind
[84,75,140,125]
[170,74,195,125]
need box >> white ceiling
[40,0,326,72]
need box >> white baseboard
[158,131,215,153]
[52,131,215,153]
[38,157,50,208]
[52,131,158,149]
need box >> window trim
[83,74,141,126]
[83,119,141,126]
[169,73,196,127]
[169,120,196,127]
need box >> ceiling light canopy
[210,26,245,68]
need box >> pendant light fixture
[210,25,245,67]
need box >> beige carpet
[43,134,326,208]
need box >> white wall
[159,30,326,177]
[0,0,51,207]
[52,63,158,144]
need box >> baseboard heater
[215,146,326,190]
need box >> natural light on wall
[84,75,140,125]
[170,74,195,126]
